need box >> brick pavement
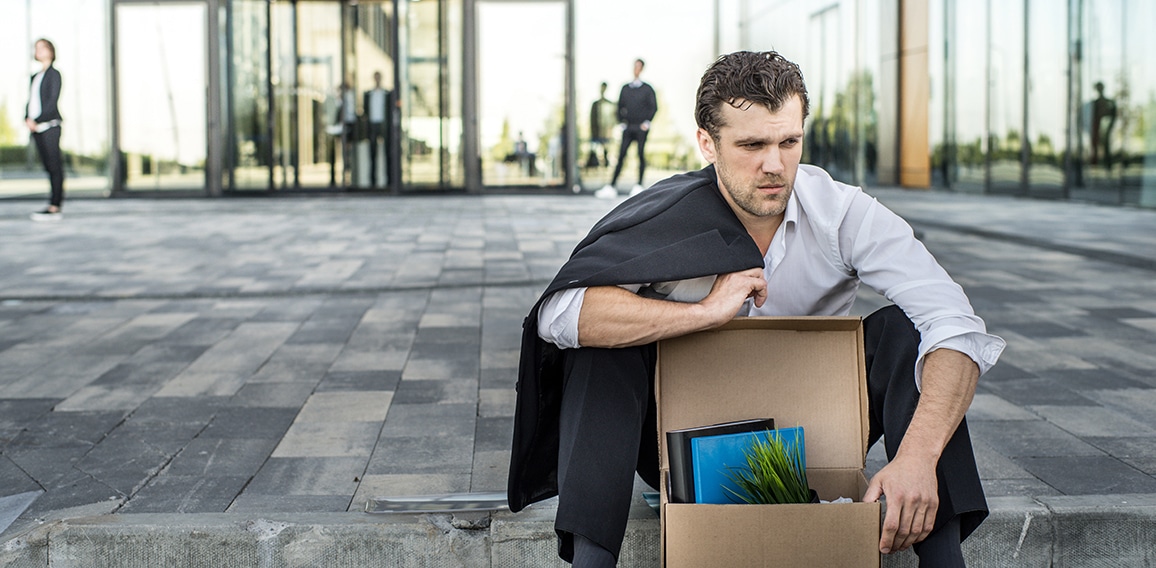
[2,188,1155,565]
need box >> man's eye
[782,139,799,147]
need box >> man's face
[633,60,643,78]
[696,96,805,221]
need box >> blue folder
[691,426,806,504]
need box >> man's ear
[696,128,717,164]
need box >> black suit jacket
[26,66,62,124]
[507,165,765,511]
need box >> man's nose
[761,149,784,175]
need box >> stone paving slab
[1,189,1156,565]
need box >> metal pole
[565,0,577,192]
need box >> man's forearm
[895,348,979,463]
[576,286,718,348]
[575,268,767,349]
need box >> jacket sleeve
[39,68,62,122]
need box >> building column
[899,0,931,188]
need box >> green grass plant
[722,428,812,505]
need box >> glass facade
[1,0,1151,207]
[936,0,1155,206]
[719,0,1156,208]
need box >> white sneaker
[629,184,645,196]
[30,209,62,222]
[595,184,618,199]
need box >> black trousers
[609,125,648,186]
[554,305,987,562]
[367,121,388,188]
[33,127,64,208]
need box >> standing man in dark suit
[364,71,392,189]
[596,59,657,199]
[26,38,64,221]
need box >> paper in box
[655,317,881,567]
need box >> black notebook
[665,417,775,504]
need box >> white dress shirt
[27,70,54,133]
[537,164,1006,390]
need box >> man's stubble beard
[717,162,793,219]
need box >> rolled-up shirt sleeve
[842,192,1006,390]
[537,287,586,348]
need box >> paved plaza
[1,185,1155,566]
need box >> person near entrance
[509,50,1005,567]
[586,82,615,170]
[364,70,392,189]
[596,59,657,199]
[336,79,358,187]
[26,38,65,221]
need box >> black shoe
[30,209,62,222]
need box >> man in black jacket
[510,51,1003,568]
[597,59,657,199]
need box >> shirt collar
[783,188,799,228]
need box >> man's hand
[26,118,37,132]
[699,267,767,327]
[863,453,939,554]
[577,267,766,348]
[863,348,979,554]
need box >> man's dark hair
[695,51,810,141]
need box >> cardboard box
[656,317,881,567]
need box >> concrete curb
[3,495,1155,567]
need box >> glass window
[292,2,343,188]
[1025,0,1067,199]
[1071,0,1125,204]
[350,0,398,191]
[988,0,1025,195]
[116,2,207,192]
[949,0,988,193]
[1122,0,1155,207]
[228,0,271,190]
[477,1,567,188]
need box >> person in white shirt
[25,38,64,221]
[511,51,1005,568]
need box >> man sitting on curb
[508,50,1005,568]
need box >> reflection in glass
[229,0,270,190]
[1121,0,1155,207]
[1124,1,1156,207]
[478,1,566,187]
[292,3,343,188]
[1071,0,1124,204]
[1026,0,1066,199]
[402,0,442,187]
[949,0,988,193]
[988,0,1025,195]
[116,3,207,191]
[350,0,398,190]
